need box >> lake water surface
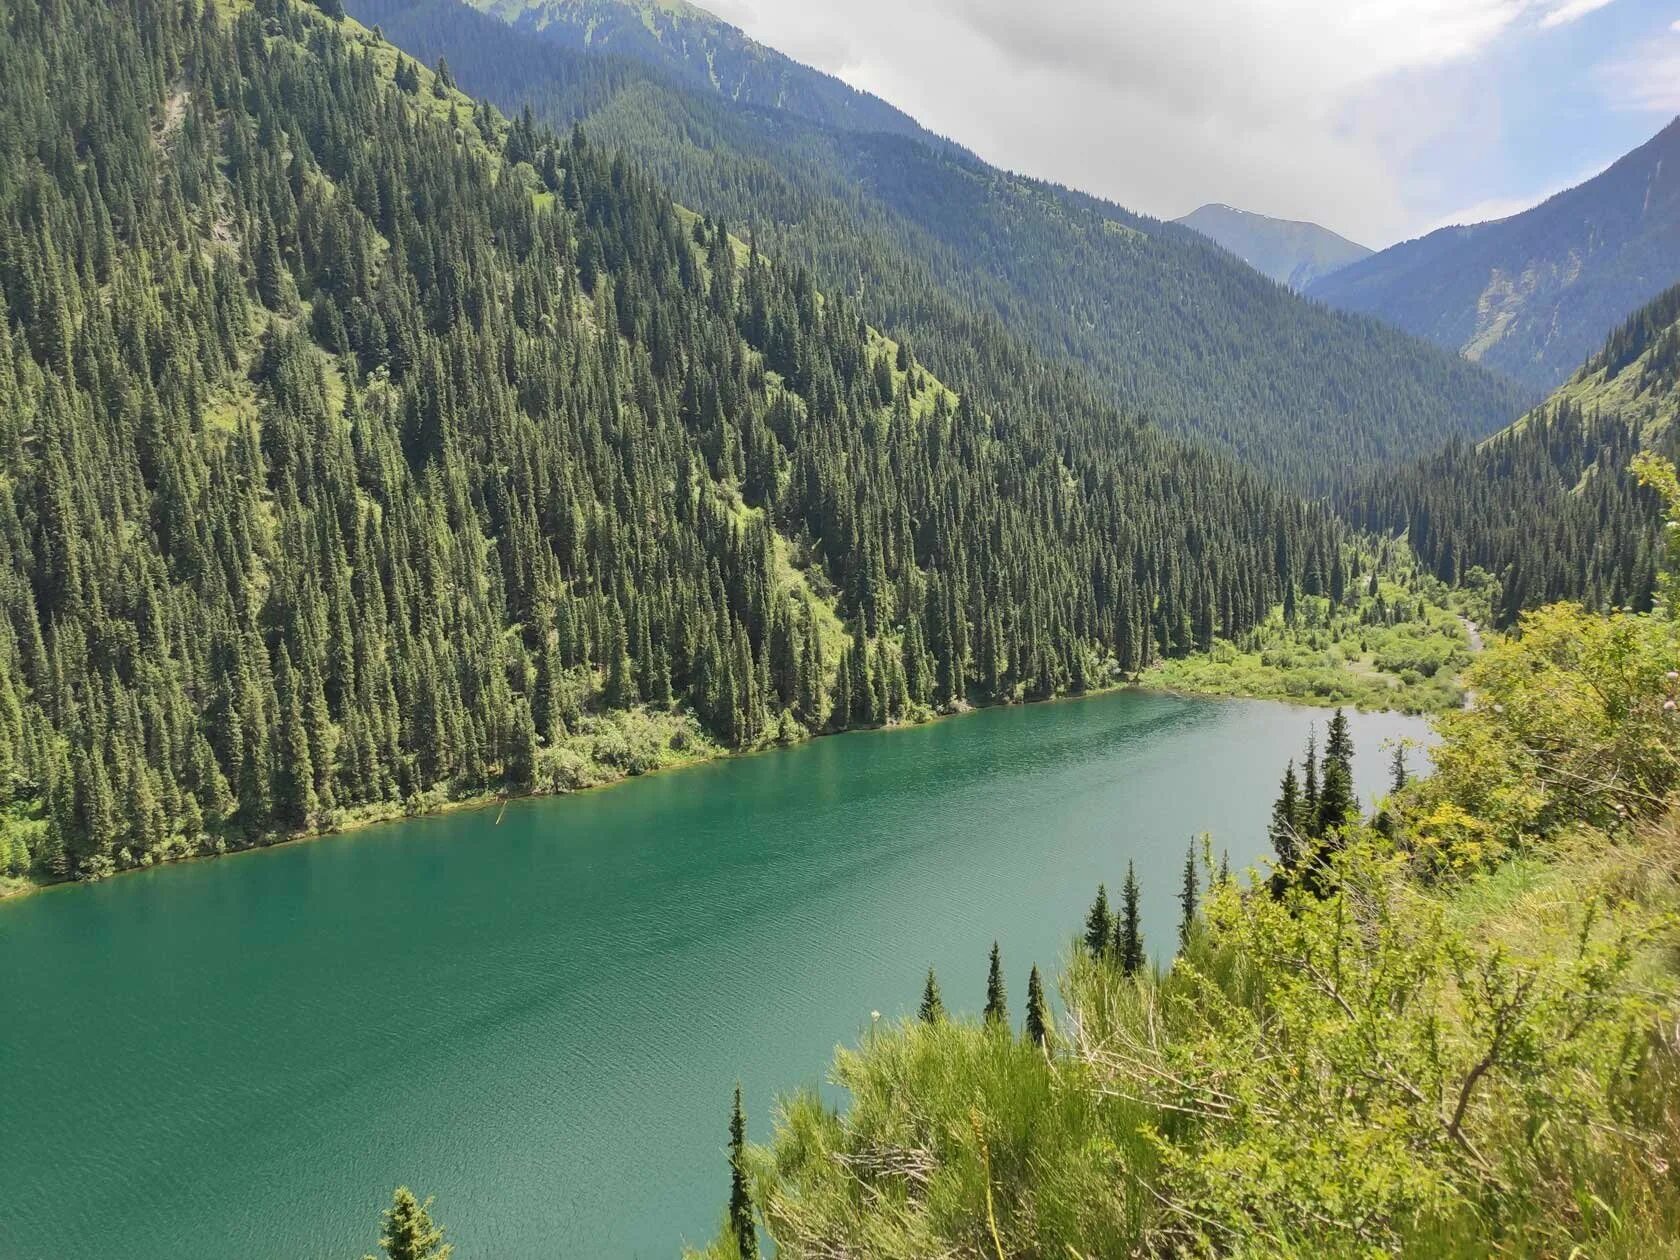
[0,691,1431,1257]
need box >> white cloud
[1602,45,1680,112]
[1540,0,1617,28]
[706,0,1629,245]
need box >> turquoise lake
[0,691,1431,1257]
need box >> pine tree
[1324,708,1354,780]
[1389,743,1409,794]
[918,966,945,1023]
[1302,729,1320,835]
[1116,861,1144,976]
[365,1187,451,1260]
[1025,963,1050,1046]
[1178,841,1199,950]
[728,1085,758,1260]
[1316,708,1358,838]
[983,941,1006,1026]
[1268,761,1303,869]
[1317,758,1357,839]
[1083,884,1112,958]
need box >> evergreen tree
[365,1187,451,1260]
[1317,758,1357,839]
[1116,861,1144,976]
[1389,744,1410,794]
[983,941,1006,1026]
[1083,884,1112,958]
[918,966,945,1023]
[1025,963,1050,1046]
[1302,730,1321,835]
[1316,708,1358,838]
[1268,761,1303,869]
[0,0,1362,883]
[728,1085,759,1260]
[1178,841,1199,950]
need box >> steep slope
[350,0,1532,491]
[0,0,1340,881]
[1339,281,1680,623]
[1176,202,1371,290]
[468,0,942,144]
[1310,119,1680,392]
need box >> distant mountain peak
[1174,203,1372,291]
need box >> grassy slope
[698,598,1680,1258]
[1141,558,1482,715]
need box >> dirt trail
[1458,616,1485,709]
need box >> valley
[2,0,1679,1256]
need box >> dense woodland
[0,0,1350,880]
[349,0,1532,492]
[1340,282,1680,625]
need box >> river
[0,691,1431,1257]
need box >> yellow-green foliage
[1144,563,1476,714]
[1417,602,1680,863]
[710,573,1680,1256]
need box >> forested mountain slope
[467,0,941,145]
[1339,281,1680,624]
[0,0,1342,881]
[349,0,1531,491]
[1310,118,1680,393]
[1176,202,1371,290]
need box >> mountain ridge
[1309,117,1680,393]
[1175,202,1372,290]
[355,0,1533,491]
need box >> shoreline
[0,673,1455,906]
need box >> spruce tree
[1317,758,1357,839]
[1324,708,1355,780]
[1268,761,1303,869]
[365,1187,451,1260]
[1025,964,1050,1046]
[1083,884,1112,958]
[983,941,1007,1026]
[728,1085,758,1260]
[1389,743,1409,794]
[1116,861,1144,977]
[1178,841,1199,950]
[1302,729,1320,836]
[918,966,945,1023]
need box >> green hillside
[349,0,1532,491]
[691,594,1680,1256]
[1339,281,1680,623]
[467,0,940,142]
[0,0,1345,884]
[1310,118,1680,393]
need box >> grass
[692,811,1680,1260]
[1142,570,1478,715]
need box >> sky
[697,0,1680,249]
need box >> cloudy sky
[699,0,1679,248]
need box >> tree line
[0,0,1342,879]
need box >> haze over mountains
[466,0,942,144]
[1309,118,1680,394]
[1175,204,1372,291]
[354,0,1531,491]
